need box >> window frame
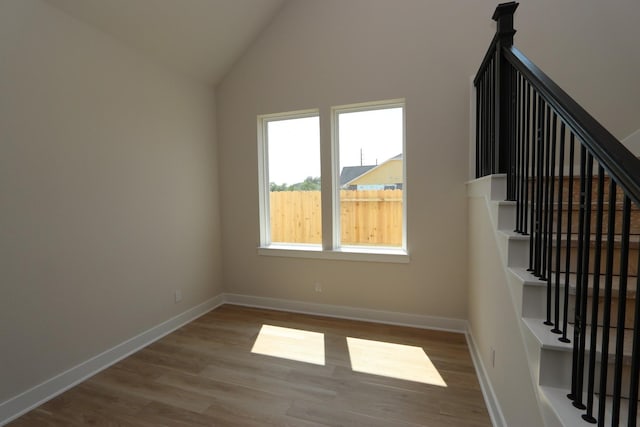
[257,109,321,249]
[331,99,407,252]
[257,100,408,263]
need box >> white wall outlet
[314,282,322,293]
[174,289,183,303]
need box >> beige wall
[0,0,221,402]
[468,195,544,426]
[216,0,500,318]
[623,128,640,156]
[515,0,640,141]
[216,0,640,319]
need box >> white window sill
[257,244,409,263]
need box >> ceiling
[44,0,286,86]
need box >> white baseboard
[223,293,468,333]
[466,329,507,427]
[0,295,224,426]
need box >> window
[258,111,321,246]
[258,100,407,262]
[334,102,405,249]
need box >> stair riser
[529,176,630,203]
[531,290,637,331]
[506,238,529,268]
[568,295,636,330]
[551,208,640,235]
[557,246,638,276]
[539,349,639,400]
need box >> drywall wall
[623,129,640,156]
[217,0,640,320]
[216,0,505,319]
[467,194,545,427]
[514,0,640,141]
[467,1,640,179]
[0,0,221,403]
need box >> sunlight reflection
[346,337,447,387]
[251,324,325,365]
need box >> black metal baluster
[582,164,605,424]
[489,53,500,174]
[596,179,617,426]
[509,65,516,200]
[577,153,594,409]
[552,122,566,335]
[628,234,640,427]
[513,69,521,220]
[514,72,521,230]
[475,78,481,177]
[611,196,632,426]
[560,133,576,344]
[478,75,484,176]
[528,92,539,271]
[482,65,488,176]
[569,145,587,404]
[541,105,552,282]
[523,83,531,236]
[518,74,526,233]
[484,70,490,176]
[545,112,557,327]
[534,97,545,276]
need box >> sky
[267,107,403,185]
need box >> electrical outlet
[174,289,183,303]
[314,282,322,293]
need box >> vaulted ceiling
[44,0,286,85]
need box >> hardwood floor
[9,305,491,426]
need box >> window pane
[267,116,321,244]
[337,107,403,247]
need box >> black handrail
[502,47,640,206]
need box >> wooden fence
[269,189,402,246]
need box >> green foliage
[270,176,320,192]
[270,182,289,192]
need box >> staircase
[469,174,638,426]
[471,3,640,426]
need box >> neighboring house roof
[339,165,376,187]
[342,154,403,187]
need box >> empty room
[2,0,639,426]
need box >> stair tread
[524,317,636,361]
[540,386,631,427]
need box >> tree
[289,176,321,191]
[270,182,289,192]
[270,176,321,192]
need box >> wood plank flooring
[9,305,491,426]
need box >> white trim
[257,244,409,263]
[466,330,507,427]
[223,293,466,333]
[0,295,224,426]
[256,109,320,247]
[331,99,407,252]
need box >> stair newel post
[492,2,519,199]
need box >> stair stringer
[467,174,565,427]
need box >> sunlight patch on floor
[251,324,325,365]
[346,337,447,387]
